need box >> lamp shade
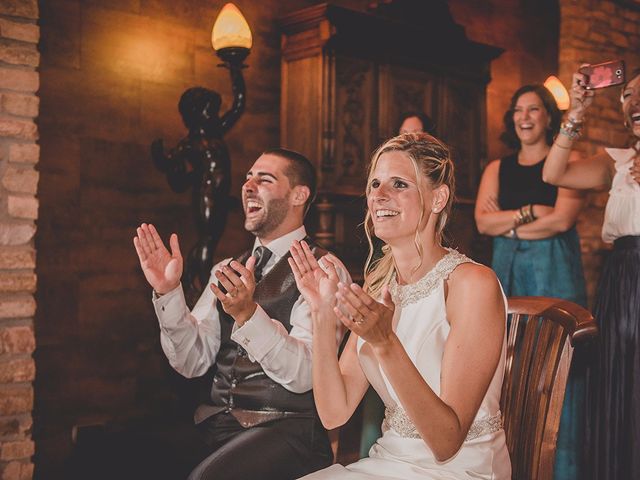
[212,3,252,51]
[544,75,570,110]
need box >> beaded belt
[383,405,503,441]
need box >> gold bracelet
[513,210,524,227]
[553,141,571,150]
[559,116,583,140]
[525,204,535,223]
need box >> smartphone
[579,60,626,89]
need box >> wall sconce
[151,2,252,305]
[544,75,570,110]
[213,3,252,63]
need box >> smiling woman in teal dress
[475,84,588,480]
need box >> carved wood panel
[280,55,323,169]
[331,54,376,195]
[379,65,437,141]
[438,77,486,201]
[279,2,500,270]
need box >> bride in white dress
[289,133,512,479]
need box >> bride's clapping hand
[335,283,396,349]
[288,240,341,313]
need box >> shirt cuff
[152,284,187,328]
[231,305,282,362]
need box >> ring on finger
[353,315,365,325]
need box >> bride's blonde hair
[364,133,455,298]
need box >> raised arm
[288,241,369,428]
[543,71,614,189]
[134,223,221,378]
[335,264,505,461]
[220,64,246,134]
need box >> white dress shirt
[153,225,350,394]
[602,147,640,243]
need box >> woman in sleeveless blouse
[543,67,640,480]
[475,84,587,480]
[289,133,511,479]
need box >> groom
[134,148,349,480]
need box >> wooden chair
[502,296,597,480]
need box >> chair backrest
[502,296,597,480]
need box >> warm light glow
[212,3,252,51]
[544,75,570,110]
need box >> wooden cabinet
[279,2,502,276]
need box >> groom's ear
[291,185,310,208]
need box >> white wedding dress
[301,249,512,479]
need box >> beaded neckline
[388,248,472,308]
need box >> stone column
[0,0,40,478]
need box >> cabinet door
[280,55,324,170]
[378,64,438,141]
[329,54,378,196]
[437,77,487,202]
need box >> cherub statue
[151,66,245,305]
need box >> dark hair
[622,67,640,92]
[499,85,562,150]
[262,148,317,214]
[397,111,437,136]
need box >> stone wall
[558,0,640,304]
[0,1,39,479]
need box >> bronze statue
[151,65,246,304]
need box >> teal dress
[492,154,587,480]
[492,229,586,307]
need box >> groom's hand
[133,223,183,294]
[210,257,258,325]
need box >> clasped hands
[288,240,396,349]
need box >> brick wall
[448,0,560,161]
[558,0,640,304]
[0,1,39,479]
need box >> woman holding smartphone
[543,66,640,480]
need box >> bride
[290,133,511,479]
